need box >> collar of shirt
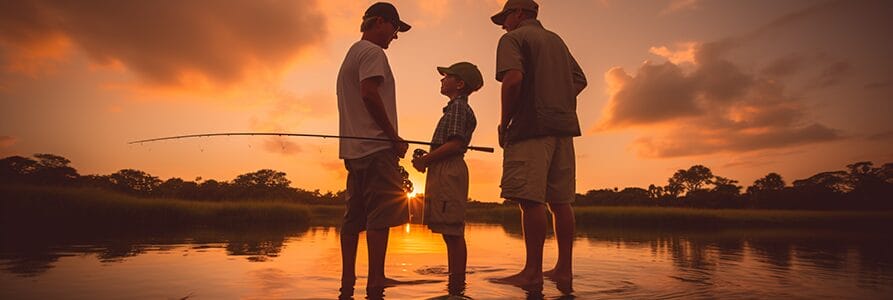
[518,19,543,29]
[443,95,468,112]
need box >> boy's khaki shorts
[500,136,575,204]
[424,155,468,236]
[341,150,409,235]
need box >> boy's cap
[491,0,538,25]
[438,62,484,92]
[365,2,411,32]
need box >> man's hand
[392,137,408,158]
[498,124,507,148]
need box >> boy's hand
[412,149,428,173]
[412,155,428,173]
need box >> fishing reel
[413,148,428,160]
[398,165,413,194]
[397,149,429,195]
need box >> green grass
[4,185,891,230]
[1,185,312,229]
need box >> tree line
[576,162,893,210]
[2,153,891,210]
[0,154,342,205]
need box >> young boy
[411,62,482,290]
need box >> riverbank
[1,185,313,230]
[3,185,892,230]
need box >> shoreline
[3,185,892,231]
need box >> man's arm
[570,55,587,95]
[498,69,523,148]
[500,69,524,127]
[360,76,408,158]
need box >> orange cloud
[0,0,326,88]
[466,157,501,184]
[0,135,16,148]
[597,39,843,158]
[649,42,698,65]
[660,0,701,15]
[248,91,335,156]
[320,160,346,181]
[262,137,302,156]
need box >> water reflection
[0,223,890,299]
[574,227,893,299]
[0,225,309,277]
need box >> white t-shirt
[337,40,398,160]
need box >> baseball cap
[437,62,484,92]
[365,2,411,32]
[491,0,539,25]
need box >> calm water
[1,223,892,299]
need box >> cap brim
[397,20,411,32]
[491,10,509,25]
[436,67,452,76]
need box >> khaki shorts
[341,150,409,235]
[500,136,575,204]
[423,156,468,236]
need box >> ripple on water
[415,265,506,276]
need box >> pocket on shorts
[425,198,464,225]
[501,160,527,191]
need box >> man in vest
[490,0,587,288]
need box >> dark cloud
[692,56,753,103]
[599,40,842,157]
[864,80,893,90]
[591,0,888,158]
[761,53,807,78]
[868,130,893,141]
[760,53,849,89]
[809,61,849,88]
[634,123,840,158]
[0,0,326,87]
[600,62,699,127]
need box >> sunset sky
[1,0,891,202]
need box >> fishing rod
[128,132,495,153]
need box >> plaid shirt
[430,95,477,153]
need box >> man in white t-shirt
[335,2,411,297]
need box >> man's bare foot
[367,277,403,290]
[543,268,573,282]
[368,277,442,290]
[489,271,543,287]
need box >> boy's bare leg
[544,203,574,282]
[443,234,467,282]
[492,200,546,286]
[340,233,359,296]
